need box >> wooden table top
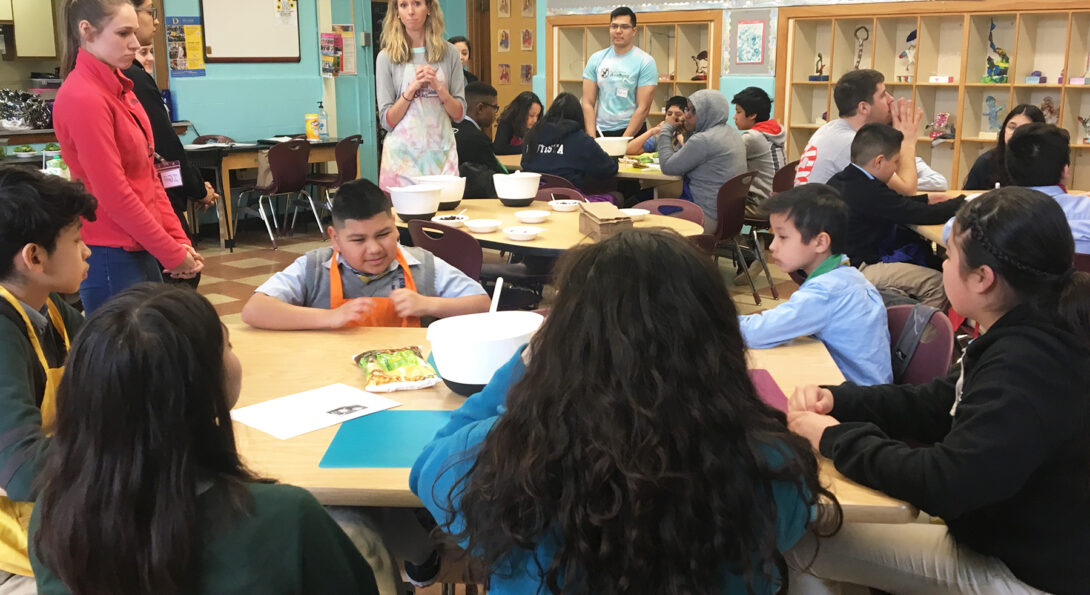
[397,198,703,256]
[229,323,917,523]
[496,153,681,182]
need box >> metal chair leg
[257,196,278,249]
[268,195,282,236]
[734,242,761,306]
[751,228,779,299]
[302,190,326,238]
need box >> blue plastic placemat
[319,409,452,468]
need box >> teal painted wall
[719,75,776,129]
[439,0,466,37]
[332,1,379,181]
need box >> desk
[397,198,703,256]
[230,324,917,523]
[496,153,682,188]
[910,223,946,247]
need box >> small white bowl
[514,209,550,224]
[594,136,633,157]
[503,226,544,241]
[548,199,581,212]
[431,214,469,227]
[465,218,502,233]
[43,150,61,158]
[620,208,650,221]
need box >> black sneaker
[404,549,442,588]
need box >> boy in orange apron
[0,167,96,582]
[241,178,490,330]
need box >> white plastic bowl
[410,174,466,207]
[514,209,550,224]
[427,311,545,388]
[465,218,502,233]
[503,226,544,241]
[493,172,541,200]
[431,214,469,227]
[620,208,650,221]
[389,184,441,221]
[594,136,633,157]
[548,199,581,212]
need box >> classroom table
[397,198,703,256]
[184,139,342,249]
[496,153,683,197]
[229,323,918,523]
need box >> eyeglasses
[609,23,633,31]
[484,103,500,110]
[138,6,158,19]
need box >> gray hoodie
[658,90,746,226]
[741,118,787,203]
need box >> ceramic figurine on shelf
[1079,116,1090,144]
[926,112,955,142]
[690,50,708,81]
[1040,96,1058,125]
[983,95,1006,133]
[981,20,1010,83]
[1026,69,1047,84]
[897,29,916,82]
[1058,69,1065,85]
[853,26,869,70]
[808,53,829,81]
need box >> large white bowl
[619,208,649,221]
[389,184,441,221]
[594,136,632,157]
[465,218,502,233]
[514,210,550,224]
[493,172,541,200]
[410,174,466,208]
[427,311,545,390]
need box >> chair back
[534,186,585,202]
[632,198,704,226]
[687,233,718,255]
[334,135,362,184]
[193,135,236,144]
[1075,252,1090,272]
[887,304,955,385]
[713,171,757,242]
[537,173,577,190]
[772,160,800,195]
[408,220,483,281]
[264,140,311,194]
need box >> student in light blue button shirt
[739,185,892,386]
[581,7,658,138]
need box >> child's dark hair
[833,69,884,117]
[523,92,584,150]
[850,123,903,165]
[985,104,1044,187]
[609,5,635,26]
[497,91,543,137]
[443,228,840,594]
[331,178,391,227]
[761,183,849,254]
[951,186,1087,340]
[1005,123,1069,188]
[33,283,268,595]
[0,166,97,281]
[465,81,498,108]
[731,86,772,122]
[665,95,688,113]
[448,35,470,54]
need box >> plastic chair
[771,159,800,196]
[534,186,585,202]
[236,140,319,249]
[407,220,483,281]
[537,173,577,190]
[305,135,362,209]
[886,304,955,385]
[712,171,763,305]
[632,198,704,226]
[1075,253,1090,272]
[688,233,718,256]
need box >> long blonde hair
[61,0,131,76]
[381,0,448,64]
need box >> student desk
[228,323,918,524]
[397,199,703,256]
[496,153,683,197]
[910,223,946,247]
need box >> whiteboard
[200,0,300,63]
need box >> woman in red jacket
[54,0,202,313]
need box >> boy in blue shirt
[625,95,689,155]
[739,184,892,385]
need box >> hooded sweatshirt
[658,91,747,224]
[520,119,618,190]
[742,119,786,203]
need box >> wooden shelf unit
[776,1,1090,190]
[546,10,722,127]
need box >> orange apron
[0,287,70,576]
[329,248,420,327]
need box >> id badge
[156,160,182,188]
[615,86,628,98]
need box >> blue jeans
[79,246,163,314]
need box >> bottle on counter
[45,155,70,180]
[317,101,329,140]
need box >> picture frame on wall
[736,20,765,65]
[521,29,533,51]
[498,64,511,84]
[498,0,510,18]
[498,29,510,52]
[520,64,533,84]
[521,0,534,18]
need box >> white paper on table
[964,192,982,201]
[231,383,401,440]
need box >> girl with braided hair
[786,186,1090,594]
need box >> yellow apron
[0,287,69,576]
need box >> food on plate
[44,142,60,151]
[354,346,441,392]
[13,145,34,153]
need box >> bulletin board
[200,0,301,63]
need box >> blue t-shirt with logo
[582,46,658,133]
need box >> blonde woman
[376,0,465,191]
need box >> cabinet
[0,1,12,22]
[10,0,56,59]
[776,1,1090,190]
[547,10,721,128]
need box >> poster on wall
[498,29,510,52]
[275,0,297,24]
[521,0,534,18]
[333,24,356,75]
[166,16,206,77]
[498,64,511,84]
[319,32,341,77]
[498,0,510,18]
[520,29,533,51]
[520,64,533,85]
[736,20,765,65]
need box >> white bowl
[427,311,545,388]
[410,174,465,206]
[594,136,633,157]
[502,226,544,241]
[493,172,541,200]
[548,199,581,212]
[514,209,550,224]
[389,184,442,221]
[465,218,502,233]
[620,208,650,221]
[42,150,61,157]
[430,214,469,227]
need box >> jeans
[79,246,164,314]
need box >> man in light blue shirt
[739,184,892,386]
[581,6,658,138]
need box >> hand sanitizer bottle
[317,101,329,139]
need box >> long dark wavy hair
[441,229,841,594]
[498,91,543,138]
[987,104,1045,187]
[33,284,267,595]
[522,92,585,150]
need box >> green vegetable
[13,145,33,153]
[44,143,60,151]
